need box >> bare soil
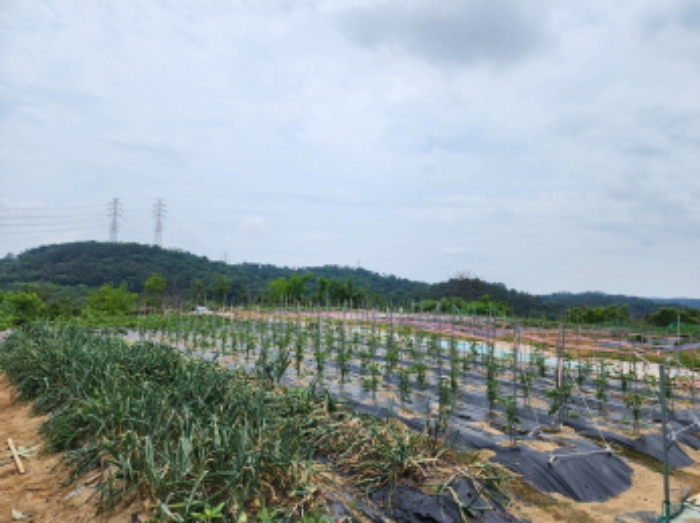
[0,377,146,523]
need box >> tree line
[0,241,696,324]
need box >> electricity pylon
[154,199,166,247]
[108,198,122,242]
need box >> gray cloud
[581,172,700,249]
[643,0,700,36]
[1,1,699,297]
[338,0,552,67]
[680,2,700,33]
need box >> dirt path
[0,377,145,523]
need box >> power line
[1,225,105,236]
[0,204,104,213]
[1,206,105,234]
[163,215,186,239]
[0,209,104,222]
[0,222,103,228]
[121,213,149,238]
[0,214,101,221]
[0,200,217,258]
[162,214,212,254]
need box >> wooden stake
[7,438,25,474]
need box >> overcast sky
[1,1,698,298]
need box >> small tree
[293,327,306,376]
[367,363,382,400]
[623,392,645,435]
[519,369,535,408]
[437,376,455,424]
[267,273,311,304]
[4,291,47,325]
[576,360,592,388]
[190,278,206,303]
[336,347,351,386]
[533,351,546,378]
[546,378,573,429]
[499,395,520,447]
[313,347,327,380]
[211,273,230,306]
[594,362,609,411]
[397,368,412,404]
[144,272,167,310]
[86,284,137,315]
[385,343,400,377]
[486,360,499,411]
[412,362,428,390]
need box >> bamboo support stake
[7,439,25,474]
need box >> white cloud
[1,0,699,297]
[238,216,267,235]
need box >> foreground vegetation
[2,242,697,520]
[0,324,515,522]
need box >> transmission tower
[153,199,166,247]
[108,198,122,242]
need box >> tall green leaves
[0,325,325,519]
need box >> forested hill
[654,298,700,310]
[0,242,692,317]
[0,242,430,304]
[541,291,695,318]
[427,277,548,317]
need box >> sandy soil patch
[509,453,700,522]
[0,377,146,523]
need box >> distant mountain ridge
[652,297,700,310]
[0,242,696,317]
[540,291,698,318]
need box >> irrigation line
[669,420,700,442]
[574,375,613,449]
[547,447,613,464]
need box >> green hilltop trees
[312,276,366,306]
[567,305,629,324]
[646,306,700,328]
[415,295,512,315]
[264,274,367,306]
[144,272,167,309]
[267,273,312,304]
[86,284,137,315]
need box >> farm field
[3,1,698,521]
[183,309,700,506]
[2,308,700,521]
[130,307,700,518]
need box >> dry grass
[508,479,597,523]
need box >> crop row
[1,323,475,522]
[127,310,692,439]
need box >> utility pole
[108,198,122,242]
[659,364,671,522]
[153,199,166,247]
